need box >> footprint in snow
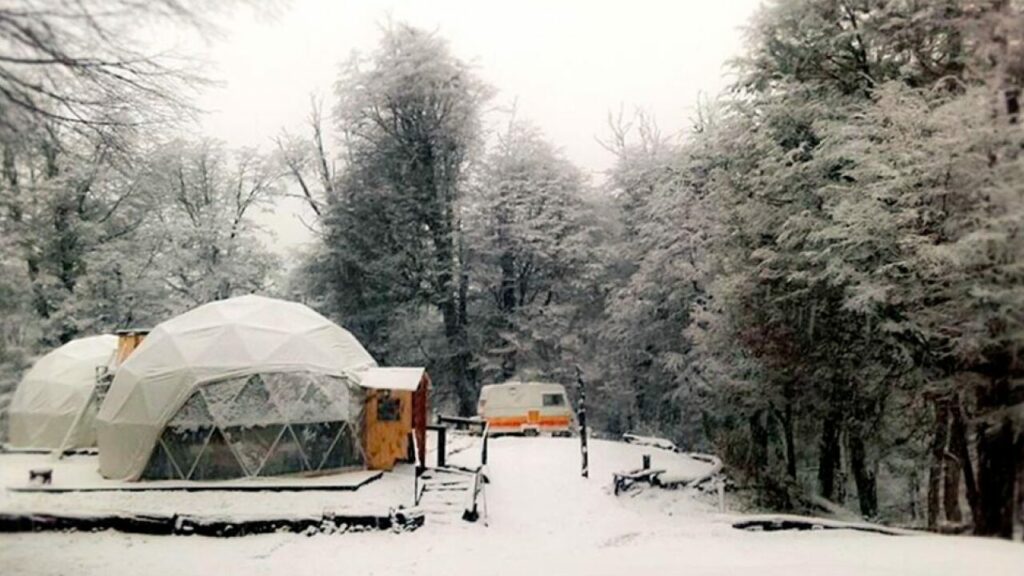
[600,531,641,548]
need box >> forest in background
[1,0,1022,538]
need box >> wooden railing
[414,419,489,522]
[462,423,489,522]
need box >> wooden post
[411,431,421,505]
[481,425,489,466]
[576,366,589,479]
[437,426,447,468]
[642,454,651,470]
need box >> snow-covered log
[733,515,915,536]
[652,453,723,489]
[621,434,678,452]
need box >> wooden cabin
[114,329,149,367]
[361,367,430,471]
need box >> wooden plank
[614,468,666,481]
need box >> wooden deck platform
[0,505,424,536]
[8,470,383,493]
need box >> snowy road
[2,437,1023,575]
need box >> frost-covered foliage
[0,10,283,437]
[466,120,605,385]
[301,24,488,414]
[590,0,1024,537]
[0,0,217,147]
[295,7,1021,537]
[0,2,282,445]
[298,26,614,414]
[133,140,282,309]
[0,135,281,342]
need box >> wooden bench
[435,415,486,433]
[613,468,666,495]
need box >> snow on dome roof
[7,334,117,449]
[96,294,377,480]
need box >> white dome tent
[7,334,118,450]
[95,295,378,481]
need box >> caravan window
[542,393,565,407]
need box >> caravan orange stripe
[485,415,571,428]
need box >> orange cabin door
[364,390,412,470]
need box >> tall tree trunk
[426,167,476,415]
[439,287,475,416]
[975,376,1016,539]
[848,427,878,519]
[818,412,841,501]
[907,469,921,522]
[782,382,797,479]
[749,409,769,474]
[783,401,797,480]
[455,257,477,415]
[976,417,1016,538]
[944,454,963,524]
[950,395,981,528]
[497,247,517,379]
[1016,434,1024,540]
[928,399,950,530]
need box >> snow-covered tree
[466,119,601,384]
[310,23,491,414]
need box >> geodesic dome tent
[7,334,118,450]
[95,295,378,481]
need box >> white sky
[192,0,764,250]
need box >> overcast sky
[193,0,764,250]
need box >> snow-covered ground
[2,436,1023,576]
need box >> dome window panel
[291,421,344,471]
[290,382,337,424]
[160,425,214,479]
[190,427,247,481]
[222,423,286,476]
[215,374,282,427]
[167,391,214,427]
[258,425,311,477]
[264,373,309,414]
[320,423,363,471]
[140,440,184,480]
[200,378,248,424]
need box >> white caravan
[477,381,573,435]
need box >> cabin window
[542,393,565,407]
[377,395,402,422]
